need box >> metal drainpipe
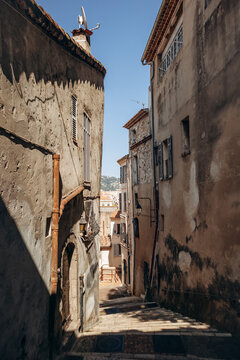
[49,154,60,359]
[50,154,60,295]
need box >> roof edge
[141,0,180,64]
[123,108,149,129]
[6,0,106,75]
[117,154,129,165]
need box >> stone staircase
[57,296,240,360]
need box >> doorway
[61,242,78,328]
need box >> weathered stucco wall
[152,0,240,335]
[128,113,155,296]
[0,1,104,358]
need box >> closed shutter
[113,244,117,256]
[133,156,138,184]
[84,113,91,181]
[167,135,173,179]
[158,143,163,180]
[119,193,122,212]
[120,167,123,183]
[124,192,127,212]
[72,96,77,140]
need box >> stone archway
[61,241,78,328]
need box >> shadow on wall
[0,1,104,91]
[0,196,54,359]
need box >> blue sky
[37,0,161,177]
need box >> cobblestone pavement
[58,285,240,360]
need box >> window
[84,113,91,181]
[159,23,183,78]
[159,136,173,180]
[119,193,122,212]
[123,192,127,212]
[117,224,120,234]
[120,165,127,184]
[120,223,126,243]
[133,155,138,185]
[72,96,77,141]
[133,217,139,238]
[181,117,190,157]
[131,129,136,144]
[113,244,121,256]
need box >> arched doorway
[61,242,78,328]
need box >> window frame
[159,135,173,181]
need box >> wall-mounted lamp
[136,197,155,226]
[79,212,93,247]
[79,214,87,236]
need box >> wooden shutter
[119,193,122,212]
[120,167,123,183]
[167,135,173,179]
[158,143,164,180]
[72,96,77,140]
[84,113,90,181]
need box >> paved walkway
[58,285,240,360]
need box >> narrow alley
[58,283,240,360]
[1,0,240,359]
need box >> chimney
[72,28,93,54]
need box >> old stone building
[123,109,154,296]
[141,0,240,335]
[0,0,105,358]
[99,191,122,279]
[117,155,131,288]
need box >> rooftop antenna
[78,6,100,32]
[131,99,146,108]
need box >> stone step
[58,351,205,359]
[100,296,142,308]
[100,301,158,314]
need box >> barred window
[160,24,183,78]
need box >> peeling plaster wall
[152,0,240,335]
[0,2,104,358]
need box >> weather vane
[78,6,100,32]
